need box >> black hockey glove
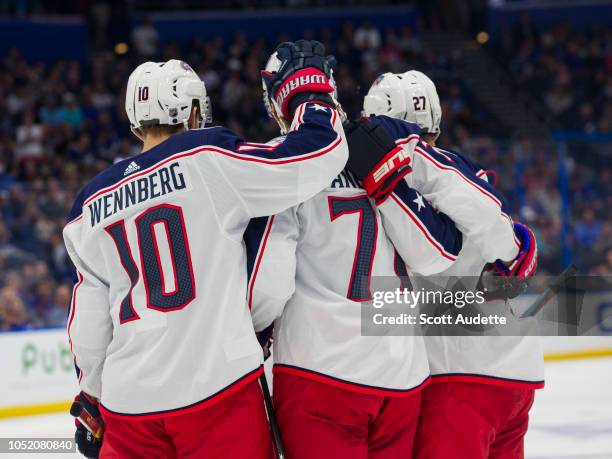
[344,118,412,201]
[70,392,104,459]
[262,40,336,120]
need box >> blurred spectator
[16,111,44,160]
[57,93,84,129]
[574,208,603,250]
[47,285,72,327]
[131,16,159,58]
[354,21,381,51]
[0,287,30,331]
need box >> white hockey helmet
[363,72,407,119]
[363,71,442,140]
[125,59,211,140]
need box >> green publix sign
[21,341,73,375]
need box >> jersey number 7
[105,204,196,324]
[329,195,377,302]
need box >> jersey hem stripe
[429,373,545,390]
[99,365,264,419]
[273,364,430,397]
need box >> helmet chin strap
[270,99,290,135]
[274,110,291,135]
[131,125,144,141]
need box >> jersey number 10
[105,204,196,324]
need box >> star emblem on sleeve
[311,104,328,112]
[413,191,425,212]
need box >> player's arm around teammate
[63,42,347,459]
[361,70,540,459]
[242,48,467,459]
[361,72,526,268]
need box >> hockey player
[245,52,466,459]
[63,41,348,459]
[361,70,542,459]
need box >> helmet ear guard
[402,70,442,140]
[403,79,429,129]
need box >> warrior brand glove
[262,40,336,119]
[70,392,104,459]
[481,222,538,300]
[256,325,274,361]
[344,118,412,201]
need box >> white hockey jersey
[422,238,545,388]
[409,153,544,389]
[370,116,520,265]
[247,162,465,395]
[63,102,348,417]
[372,115,544,388]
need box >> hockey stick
[259,372,286,459]
[520,264,578,318]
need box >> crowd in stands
[495,14,612,133]
[0,16,610,330]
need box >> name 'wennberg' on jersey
[88,162,188,227]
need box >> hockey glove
[70,392,104,459]
[494,223,538,278]
[262,40,336,120]
[481,223,538,300]
[344,118,412,201]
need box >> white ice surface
[0,358,610,458]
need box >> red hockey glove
[480,223,538,300]
[70,392,104,459]
[344,118,412,201]
[494,223,538,278]
[261,40,336,120]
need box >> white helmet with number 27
[363,70,442,140]
[125,59,211,140]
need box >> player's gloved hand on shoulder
[480,222,538,300]
[70,392,104,459]
[344,118,412,201]
[262,40,336,121]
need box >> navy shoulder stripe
[435,146,486,176]
[393,181,463,257]
[420,143,511,214]
[369,115,422,139]
[65,127,240,223]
